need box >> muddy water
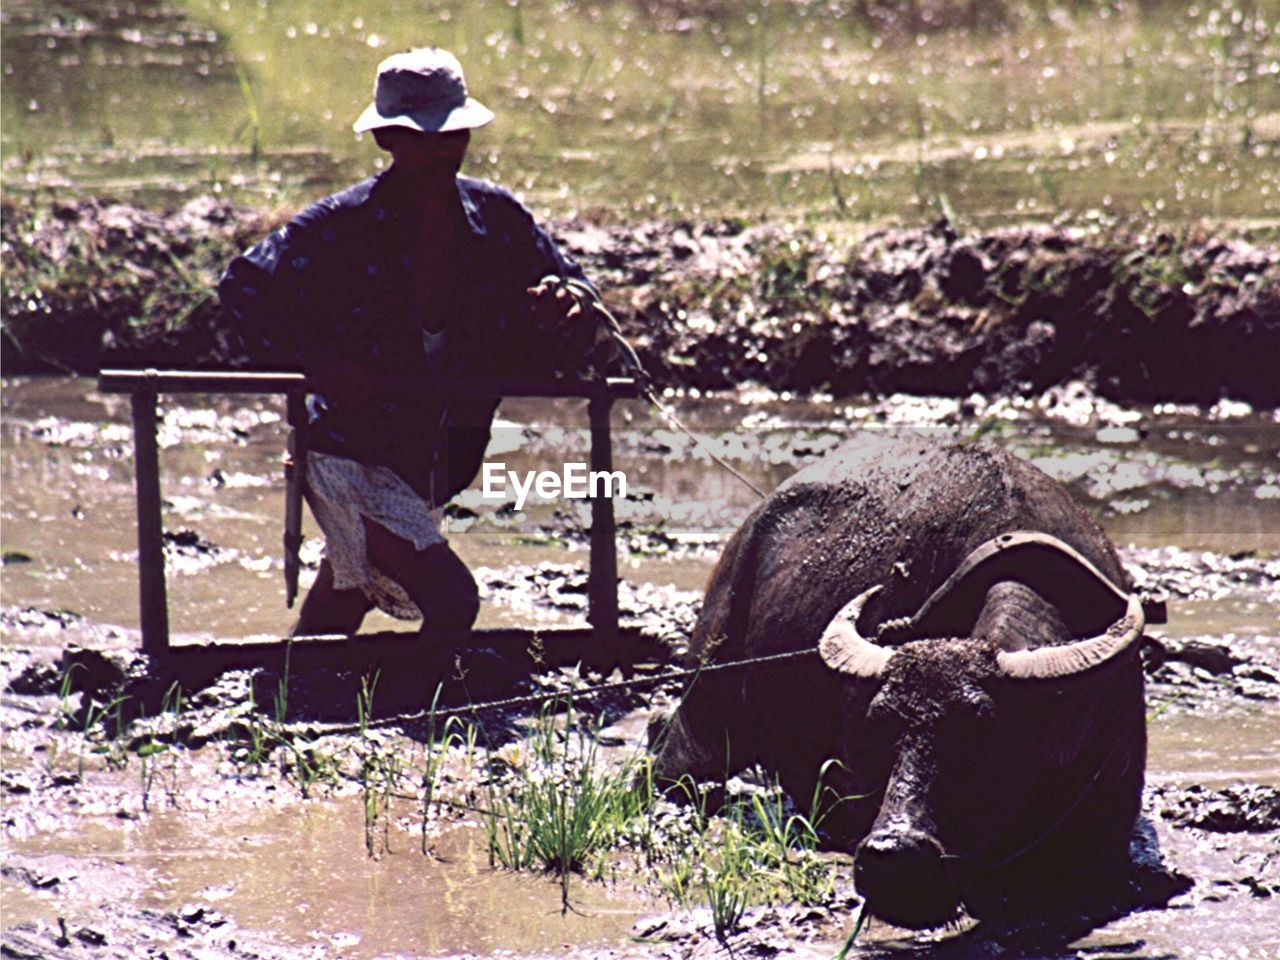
[3,803,638,956]
[2,0,1277,227]
[3,376,1279,955]
[4,378,1277,641]
[1149,708,1280,789]
[0,379,736,638]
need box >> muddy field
[3,379,1278,959]
[4,0,1279,952]
[2,548,1279,960]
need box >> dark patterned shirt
[218,171,590,500]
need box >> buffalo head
[817,533,1146,929]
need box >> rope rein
[299,645,819,736]
[562,277,768,500]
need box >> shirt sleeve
[529,217,594,292]
[488,190,630,379]
[494,187,596,296]
[217,218,326,370]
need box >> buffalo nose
[855,828,959,929]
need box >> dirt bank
[4,197,1277,406]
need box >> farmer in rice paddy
[219,47,606,640]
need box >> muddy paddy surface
[2,377,1278,958]
[3,0,1278,953]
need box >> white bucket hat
[353,47,494,134]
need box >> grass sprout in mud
[44,660,852,938]
[650,765,848,942]
[356,672,405,860]
[11,617,1278,955]
[482,698,653,913]
[479,699,851,935]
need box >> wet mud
[3,527,1277,959]
[4,197,1278,407]
[1151,783,1280,835]
[3,380,1277,956]
[1,198,260,376]
[0,899,299,960]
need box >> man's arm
[219,215,375,404]
[219,221,320,371]
[509,203,626,377]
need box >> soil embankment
[4,197,1278,406]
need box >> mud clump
[1152,784,1280,834]
[4,197,1277,407]
[1,197,268,374]
[478,561,700,646]
[585,219,1280,407]
[1,901,309,960]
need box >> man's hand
[310,356,372,407]
[527,275,624,378]
[528,275,587,337]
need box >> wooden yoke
[97,369,641,656]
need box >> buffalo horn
[995,594,1145,679]
[878,531,1134,644]
[819,587,894,678]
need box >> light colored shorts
[305,451,447,620]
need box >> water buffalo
[654,434,1152,930]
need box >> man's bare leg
[362,518,479,643]
[291,558,373,637]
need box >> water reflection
[2,378,1276,641]
[4,802,641,957]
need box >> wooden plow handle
[283,392,307,608]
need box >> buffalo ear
[818,587,893,678]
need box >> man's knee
[424,544,479,630]
[294,560,371,636]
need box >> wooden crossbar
[97,369,642,657]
